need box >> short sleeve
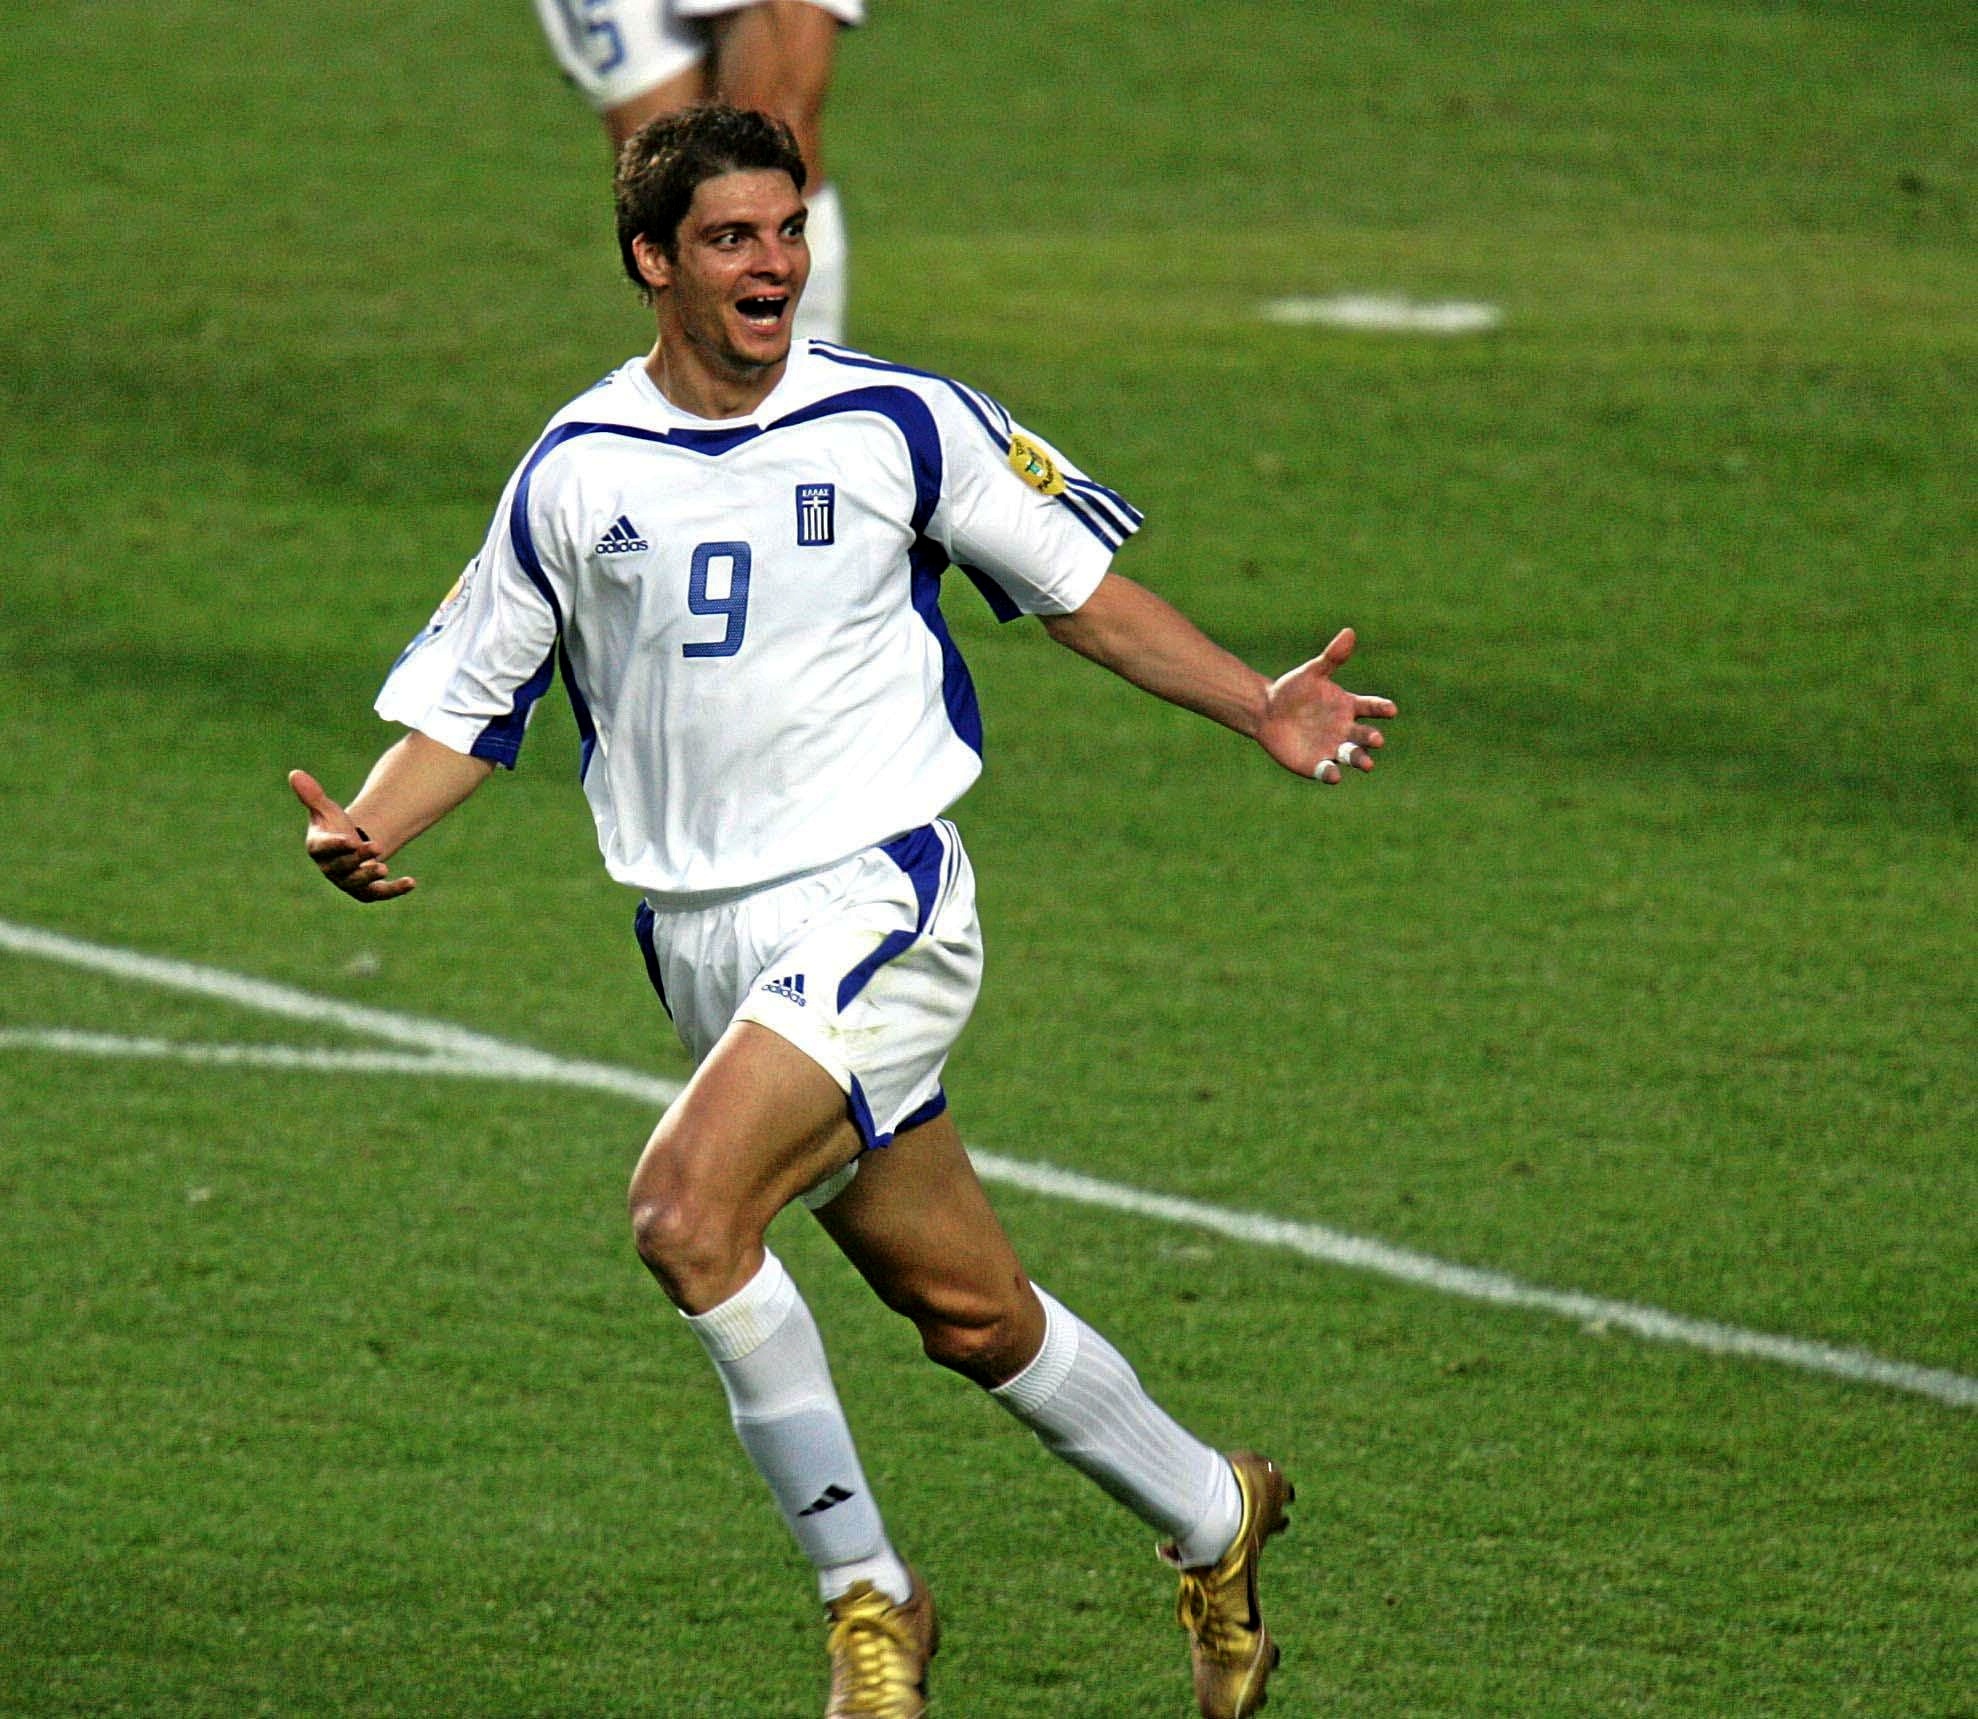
[927,383,1143,622]
[373,455,566,768]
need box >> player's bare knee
[628,1181,750,1307]
[628,1186,692,1271]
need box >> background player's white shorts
[673,0,864,19]
[634,820,980,1193]
[534,0,865,113]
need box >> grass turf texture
[2,0,1973,1713]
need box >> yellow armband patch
[1007,432,1067,497]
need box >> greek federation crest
[796,482,836,547]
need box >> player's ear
[632,233,673,294]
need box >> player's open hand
[289,770,417,902]
[1256,628,1398,783]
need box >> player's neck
[644,335,788,421]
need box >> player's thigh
[812,1110,1043,1359]
[702,2,844,149]
[632,1019,862,1235]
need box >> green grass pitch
[2,1,1973,1713]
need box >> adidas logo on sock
[762,973,807,1006]
[595,514,650,555]
[798,1484,855,1517]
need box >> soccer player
[290,105,1396,1719]
[533,0,856,340]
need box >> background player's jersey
[376,340,1141,903]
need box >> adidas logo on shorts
[762,973,807,1006]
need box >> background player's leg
[602,62,708,153]
[531,0,711,154]
[629,1022,912,1603]
[705,2,846,340]
[704,2,838,187]
[814,1113,1243,1564]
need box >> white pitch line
[2,918,1972,1411]
[0,1029,507,1080]
[0,918,670,1106]
[1260,294,1503,334]
[0,1026,679,1103]
[966,1153,1978,1410]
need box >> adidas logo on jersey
[762,973,807,1006]
[595,515,649,555]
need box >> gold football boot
[1164,1451,1293,1718]
[822,1572,938,1719]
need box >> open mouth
[736,294,788,330]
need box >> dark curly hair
[613,104,808,296]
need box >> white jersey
[376,340,1141,903]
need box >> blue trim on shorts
[836,824,946,1011]
[846,1078,949,1152]
[631,900,672,1019]
[896,1089,949,1134]
[846,1074,882,1150]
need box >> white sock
[683,1252,912,1604]
[796,181,847,344]
[990,1287,1244,1568]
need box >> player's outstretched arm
[1041,572,1397,783]
[289,732,494,903]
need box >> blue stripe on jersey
[387,618,445,678]
[469,643,558,766]
[1065,474,1144,533]
[811,343,1012,455]
[813,343,1142,557]
[912,536,985,753]
[1053,488,1126,551]
[502,387,975,767]
[496,421,602,772]
[837,823,948,1011]
[956,564,1024,623]
[526,384,944,528]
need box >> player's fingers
[1314,757,1343,784]
[355,875,417,902]
[1352,694,1397,718]
[1348,725,1384,749]
[306,839,366,873]
[289,769,340,820]
[1318,627,1356,671]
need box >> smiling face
[636,168,810,416]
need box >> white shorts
[634,819,980,1168]
[534,0,865,113]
